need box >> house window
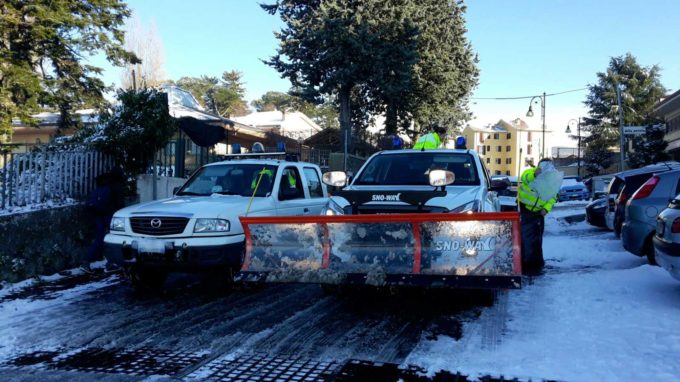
[481,145,486,155]
[528,132,532,141]
[493,133,499,140]
[527,145,532,155]
[495,170,501,175]
[495,158,501,165]
[479,132,485,143]
[486,145,490,151]
[506,158,512,164]
[506,170,511,176]
[507,133,511,139]
[496,146,501,152]
[506,145,511,152]
[486,157,490,164]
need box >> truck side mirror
[489,180,508,192]
[322,171,348,187]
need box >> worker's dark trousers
[520,207,545,274]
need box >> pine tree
[583,53,667,172]
[0,0,139,138]
[261,0,478,149]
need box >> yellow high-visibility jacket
[517,167,557,213]
[413,133,441,150]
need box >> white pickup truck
[321,149,505,215]
[104,157,328,288]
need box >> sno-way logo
[371,193,401,201]
[434,237,496,255]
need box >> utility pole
[616,84,625,171]
[132,69,137,91]
[541,92,546,159]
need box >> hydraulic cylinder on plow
[236,212,522,289]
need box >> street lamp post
[526,92,546,159]
[566,118,581,179]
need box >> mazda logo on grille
[150,219,162,229]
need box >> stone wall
[0,205,95,283]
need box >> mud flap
[237,213,522,289]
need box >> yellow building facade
[463,118,549,177]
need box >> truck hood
[114,195,275,221]
[332,185,484,212]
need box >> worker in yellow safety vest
[413,125,446,150]
[517,158,558,275]
[251,168,273,190]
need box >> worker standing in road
[413,125,446,150]
[517,158,558,275]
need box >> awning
[177,116,228,147]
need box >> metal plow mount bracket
[332,190,447,213]
[237,212,522,289]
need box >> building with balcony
[653,89,680,161]
[462,118,549,177]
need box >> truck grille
[347,205,448,214]
[130,217,189,236]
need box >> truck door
[301,166,329,215]
[276,166,308,216]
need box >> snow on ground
[405,206,680,382]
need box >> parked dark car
[654,194,680,281]
[622,169,680,264]
[586,197,608,228]
[606,163,680,238]
[558,178,589,201]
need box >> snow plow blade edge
[237,212,522,289]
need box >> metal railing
[1,148,113,210]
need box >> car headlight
[110,217,125,232]
[321,199,344,216]
[450,200,480,214]
[194,219,230,233]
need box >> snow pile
[405,206,680,382]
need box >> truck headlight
[450,200,480,214]
[321,199,344,216]
[194,219,230,233]
[110,217,125,232]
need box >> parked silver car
[654,194,680,281]
[622,169,680,264]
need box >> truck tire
[644,236,657,266]
[130,266,167,291]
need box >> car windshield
[355,153,479,186]
[177,164,278,197]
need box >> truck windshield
[177,164,278,197]
[355,153,480,186]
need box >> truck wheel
[130,266,167,291]
[644,237,657,266]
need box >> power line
[471,87,588,100]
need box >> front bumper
[104,233,245,271]
[621,220,654,256]
[558,192,589,201]
[654,236,680,282]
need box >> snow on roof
[232,111,322,140]
[12,109,99,127]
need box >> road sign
[623,126,646,135]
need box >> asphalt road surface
[0,266,502,381]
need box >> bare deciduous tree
[121,15,166,90]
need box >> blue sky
[93,0,680,147]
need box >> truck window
[303,167,324,198]
[177,164,277,197]
[355,153,480,186]
[279,167,305,200]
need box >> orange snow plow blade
[237,213,522,289]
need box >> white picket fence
[0,150,114,210]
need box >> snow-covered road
[1,203,678,381]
